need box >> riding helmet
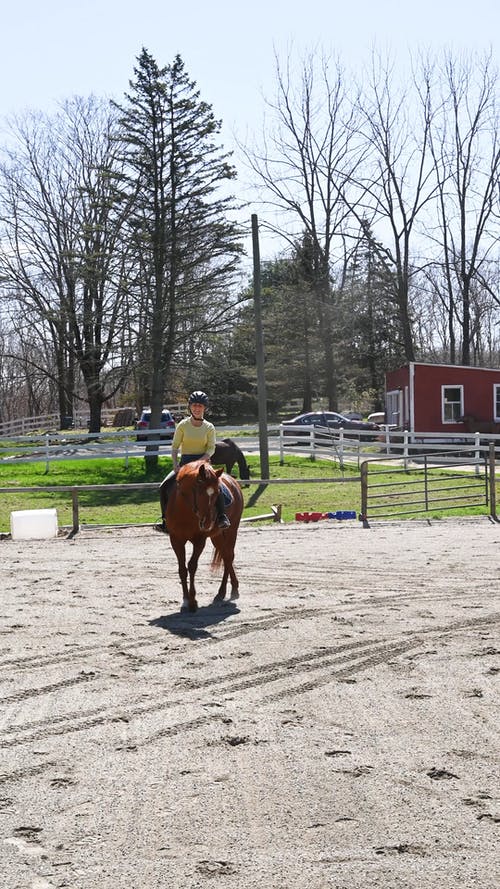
[188,390,209,406]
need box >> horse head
[197,460,223,486]
[178,460,223,532]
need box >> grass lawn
[0,451,493,533]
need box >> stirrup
[217,514,231,529]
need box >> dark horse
[211,438,250,483]
[166,460,244,613]
[461,414,500,435]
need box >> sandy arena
[0,519,499,888]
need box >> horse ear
[215,467,224,478]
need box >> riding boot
[216,490,231,529]
[156,471,176,533]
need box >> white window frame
[441,384,464,423]
[494,384,500,423]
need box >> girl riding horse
[166,459,243,612]
[156,391,230,533]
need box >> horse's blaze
[206,486,216,496]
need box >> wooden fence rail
[0,480,290,534]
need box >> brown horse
[166,460,244,613]
[211,438,250,483]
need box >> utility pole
[252,214,269,479]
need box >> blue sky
[2,0,498,126]
[1,0,498,258]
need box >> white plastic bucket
[10,508,59,540]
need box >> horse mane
[177,459,222,486]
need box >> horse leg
[212,542,239,605]
[213,562,239,604]
[170,538,190,611]
[228,562,239,600]
[185,538,206,613]
[213,566,229,604]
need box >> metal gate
[360,445,498,524]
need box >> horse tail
[211,548,224,570]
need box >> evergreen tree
[113,49,243,453]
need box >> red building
[385,362,500,434]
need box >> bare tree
[344,50,441,362]
[426,50,500,365]
[242,50,363,410]
[0,97,133,431]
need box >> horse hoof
[212,595,225,606]
[230,590,240,601]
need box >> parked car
[281,411,381,441]
[135,408,176,442]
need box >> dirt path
[1,519,499,888]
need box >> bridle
[179,469,218,529]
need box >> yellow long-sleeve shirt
[172,417,216,458]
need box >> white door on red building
[386,389,403,427]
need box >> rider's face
[190,402,205,419]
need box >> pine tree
[113,49,243,452]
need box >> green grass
[0,454,360,531]
[0,452,494,532]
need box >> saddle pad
[219,480,233,507]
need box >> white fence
[0,405,187,438]
[0,413,62,437]
[1,424,500,473]
[278,425,500,470]
[0,409,134,437]
[0,429,174,471]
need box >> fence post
[338,428,345,465]
[71,488,80,533]
[360,460,369,527]
[489,442,497,520]
[474,432,481,473]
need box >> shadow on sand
[149,600,240,640]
